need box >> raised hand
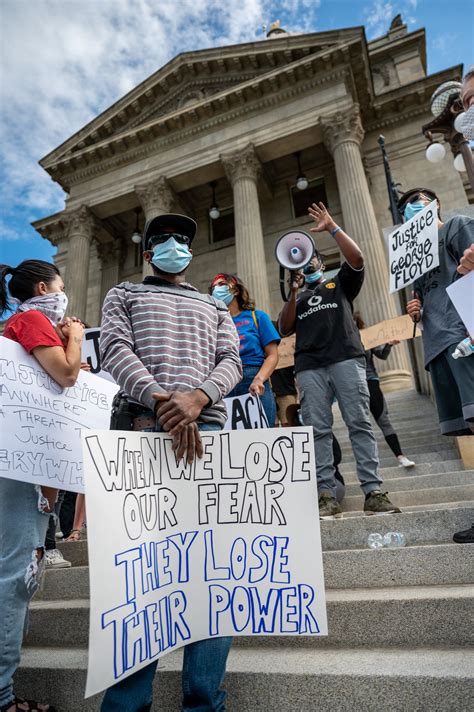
[308,202,336,233]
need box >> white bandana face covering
[16,292,69,325]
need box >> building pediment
[40,27,366,178]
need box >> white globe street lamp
[425,142,446,163]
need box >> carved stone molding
[35,221,67,246]
[321,104,365,155]
[63,205,100,240]
[135,176,174,217]
[221,143,261,185]
[97,239,123,266]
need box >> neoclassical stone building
[33,18,468,390]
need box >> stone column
[135,176,174,278]
[63,205,99,321]
[221,143,270,313]
[322,106,412,391]
[98,240,122,300]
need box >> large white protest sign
[388,201,439,292]
[223,393,269,429]
[82,328,115,383]
[0,337,118,492]
[446,271,474,337]
[83,427,326,697]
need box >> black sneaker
[364,490,401,515]
[453,523,474,544]
[318,493,343,520]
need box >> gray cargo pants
[297,357,382,498]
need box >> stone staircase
[16,390,474,711]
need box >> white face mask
[17,292,69,325]
[459,106,474,140]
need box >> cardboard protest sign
[277,335,296,369]
[360,314,421,350]
[82,328,115,382]
[0,337,118,492]
[446,271,474,337]
[223,393,269,429]
[388,201,439,292]
[83,427,326,697]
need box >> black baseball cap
[397,188,438,213]
[143,213,197,250]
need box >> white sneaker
[55,530,64,540]
[45,548,71,569]
[397,455,415,468]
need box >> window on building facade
[209,207,235,244]
[291,178,328,218]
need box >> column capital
[321,104,365,155]
[97,238,123,266]
[221,143,261,185]
[135,176,174,219]
[63,205,100,241]
[35,220,67,246]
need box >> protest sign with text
[277,335,296,369]
[223,393,269,429]
[0,337,118,492]
[360,314,421,350]
[446,271,474,337]
[82,328,115,382]
[388,201,439,292]
[83,427,326,697]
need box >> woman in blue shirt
[210,273,280,425]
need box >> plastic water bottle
[367,533,384,550]
[383,532,406,548]
[452,337,474,359]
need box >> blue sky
[0,0,472,271]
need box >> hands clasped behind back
[152,391,207,464]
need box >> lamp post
[377,134,422,392]
[423,81,474,192]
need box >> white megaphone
[275,230,315,300]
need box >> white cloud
[363,0,394,38]
[1,0,322,232]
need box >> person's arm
[457,243,474,274]
[32,321,84,388]
[308,202,363,269]
[278,272,305,336]
[100,286,167,409]
[372,343,393,361]
[250,342,279,396]
[155,306,243,434]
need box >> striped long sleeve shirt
[99,279,242,426]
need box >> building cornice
[53,64,352,188]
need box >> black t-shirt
[293,262,365,372]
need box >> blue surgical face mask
[404,201,425,221]
[151,237,192,274]
[212,285,234,305]
[304,270,323,284]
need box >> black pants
[367,379,402,457]
[44,490,66,550]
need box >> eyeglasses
[399,192,433,213]
[148,232,191,247]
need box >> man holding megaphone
[278,202,400,519]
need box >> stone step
[341,449,460,473]
[344,469,473,496]
[340,443,458,463]
[332,418,441,436]
[351,459,465,480]
[15,646,474,712]
[25,585,474,649]
[56,506,474,566]
[341,484,474,512]
[37,543,474,602]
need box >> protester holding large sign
[83,426,327,699]
[0,259,85,712]
[402,188,474,436]
[210,273,280,425]
[99,213,242,711]
[278,202,400,520]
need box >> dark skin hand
[152,391,207,463]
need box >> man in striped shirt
[99,213,242,712]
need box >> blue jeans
[0,479,51,707]
[228,365,276,427]
[101,422,232,712]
